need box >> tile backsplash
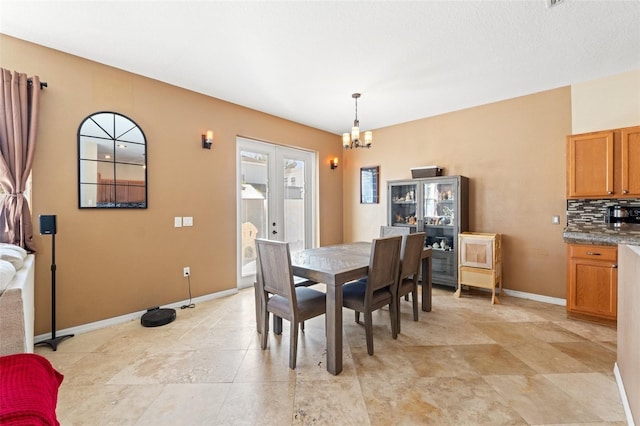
[567,198,640,225]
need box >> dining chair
[255,238,326,369]
[396,232,426,333]
[380,225,414,302]
[254,269,316,334]
[342,235,402,355]
[380,225,411,238]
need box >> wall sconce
[330,157,338,170]
[202,130,214,149]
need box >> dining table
[290,241,432,375]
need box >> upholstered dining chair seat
[266,287,326,320]
[343,280,395,308]
[257,277,318,334]
[397,280,416,301]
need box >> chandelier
[342,93,372,149]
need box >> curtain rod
[27,79,47,90]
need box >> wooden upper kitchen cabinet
[566,244,617,325]
[567,125,640,198]
[621,126,640,197]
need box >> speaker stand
[35,233,73,351]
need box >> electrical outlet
[183,267,190,277]
[552,215,560,225]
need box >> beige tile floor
[35,285,626,425]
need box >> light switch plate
[183,216,193,227]
[552,215,560,225]
[174,217,182,227]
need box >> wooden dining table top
[292,241,432,281]
[291,241,372,286]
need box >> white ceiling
[1,0,639,135]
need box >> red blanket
[0,353,64,426]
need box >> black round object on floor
[141,307,176,327]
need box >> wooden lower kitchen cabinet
[566,243,617,325]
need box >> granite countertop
[563,223,640,246]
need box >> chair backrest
[380,226,411,238]
[255,239,296,306]
[367,236,402,297]
[399,232,425,282]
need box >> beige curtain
[0,69,41,252]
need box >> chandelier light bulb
[342,133,350,148]
[364,131,373,146]
[351,126,360,143]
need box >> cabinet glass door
[423,179,457,283]
[423,180,456,248]
[389,182,419,229]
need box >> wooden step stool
[455,232,503,304]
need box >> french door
[236,137,316,288]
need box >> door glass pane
[283,157,305,253]
[423,181,455,251]
[240,150,268,277]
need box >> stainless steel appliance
[606,205,640,226]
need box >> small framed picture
[360,166,380,204]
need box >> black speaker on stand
[35,215,74,351]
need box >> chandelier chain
[354,96,358,124]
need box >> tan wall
[343,88,571,298]
[0,35,344,334]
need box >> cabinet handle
[586,252,601,256]
[623,190,628,194]
[612,264,618,269]
[607,191,613,195]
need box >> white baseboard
[458,285,566,306]
[501,288,566,306]
[614,363,636,426]
[34,288,238,342]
